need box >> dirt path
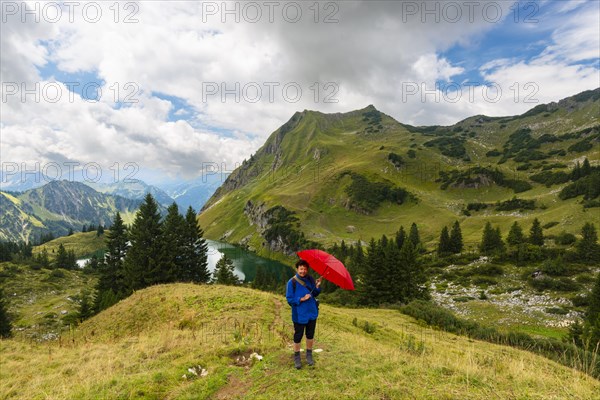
[270,298,290,346]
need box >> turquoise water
[205,239,293,283]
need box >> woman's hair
[295,259,309,269]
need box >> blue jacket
[286,274,321,324]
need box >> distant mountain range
[1,172,222,213]
[88,180,175,208]
[0,181,141,242]
[198,88,600,257]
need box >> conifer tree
[480,222,505,256]
[123,194,164,292]
[582,157,592,177]
[161,203,186,282]
[395,226,406,249]
[409,223,420,248]
[507,221,524,246]
[529,218,544,246]
[449,221,463,254]
[398,239,427,301]
[55,244,70,269]
[437,226,451,256]
[212,255,240,285]
[361,238,385,305]
[94,212,128,312]
[578,223,600,263]
[37,248,50,268]
[181,206,210,283]
[571,161,582,181]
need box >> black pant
[293,319,317,343]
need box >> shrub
[556,232,577,245]
[571,294,590,307]
[545,307,569,315]
[541,258,567,276]
[400,300,600,378]
[529,276,581,292]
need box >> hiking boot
[306,349,314,366]
[294,352,302,369]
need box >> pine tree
[582,158,592,177]
[181,207,210,283]
[529,218,544,246]
[381,238,399,303]
[212,255,240,285]
[578,223,600,263]
[437,226,451,256]
[339,240,348,261]
[94,212,128,312]
[37,248,50,268]
[395,226,406,249]
[0,288,12,338]
[68,250,77,269]
[571,161,582,181]
[96,224,105,237]
[161,203,186,282]
[253,266,268,290]
[68,228,74,236]
[349,241,365,280]
[21,242,32,259]
[480,222,505,256]
[494,227,506,255]
[449,221,463,254]
[123,194,164,292]
[507,221,525,246]
[409,223,420,248]
[398,239,427,302]
[55,244,69,269]
[361,238,385,305]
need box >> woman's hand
[301,294,311,302]
[316,277,323,288]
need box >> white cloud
[1,0,598,182]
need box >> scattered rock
[346,225,356,233]
[185,365,208,378]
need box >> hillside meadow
[1,284,598,399]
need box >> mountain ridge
[0,180,142,242]
[198,88,600,257]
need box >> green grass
[0,262,97,339]
[1,284,599,399]
[32,231,107,259]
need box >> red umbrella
[296,249,355,290]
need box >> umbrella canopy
[296,249,355,290]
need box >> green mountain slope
[199,89,600,257]
[0,180,141,242]
[1,284,598,399]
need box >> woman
[286,259,322,369]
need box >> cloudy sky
[1,0,599,185]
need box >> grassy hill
[0,262,97,340]
[198,89,600,256]
[1,284,598,399]
[32,231,108,260]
